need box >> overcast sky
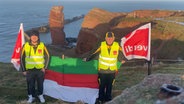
[57,0,183,2]
[5,0,184,1]
[1,0,184,2]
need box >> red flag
[121,23,151,61]
[11,23,25,71]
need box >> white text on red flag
[121,23,151,61]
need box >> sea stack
[49,6,66,46]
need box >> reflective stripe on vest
[98,41,119,71]
[24,42,45,69]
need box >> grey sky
[57,0,183,1]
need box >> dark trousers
[26,69,44,97]
[98,73,115,102]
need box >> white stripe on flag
[43,79,99,104]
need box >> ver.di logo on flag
[121,23,151,61]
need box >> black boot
[95,98,103,104]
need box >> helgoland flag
[11,23,25,71]
[121,23,151,61]
[44,56,99,104]
[44,56,121,104]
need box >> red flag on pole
[121,23,151,61]
[11,23,25,71]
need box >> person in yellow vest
[20,30,50,103]
[84,32,125,104]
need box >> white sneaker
[38,95,45,103]
[27,95,35,103]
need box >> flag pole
[147,23,151,75]
[147,60,151,75]
[121,23,152,75]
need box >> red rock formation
[76,8,126,54]
[81,8,123,29]
[49,6,66,46]
[76,29,98,54]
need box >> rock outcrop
[106,74,184,104]
[81,8,124,29]
[76,8,126,54]
[49,6,66,46]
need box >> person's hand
[83,58,87,62]
[41,68,45,73]
[121,60,126,64]
[83,57,90,62]
[115,70,118,76]
[23,71,27,76]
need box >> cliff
[75,9,184,60]
[76,8,126,54]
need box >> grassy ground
[0,61,184,104]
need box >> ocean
[0,0,184,63]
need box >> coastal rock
[76,28,98,54]
[49,6,66,46]
[76,8,126,54]
[106,74,184,104]
[81,8,124,29]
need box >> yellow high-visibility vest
[24,42,45,69]
[98,41,119,71]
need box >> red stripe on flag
[45,69,99,88]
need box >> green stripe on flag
[48,56,121,74]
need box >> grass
[1,61,184,104]
[164,17,184,23]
